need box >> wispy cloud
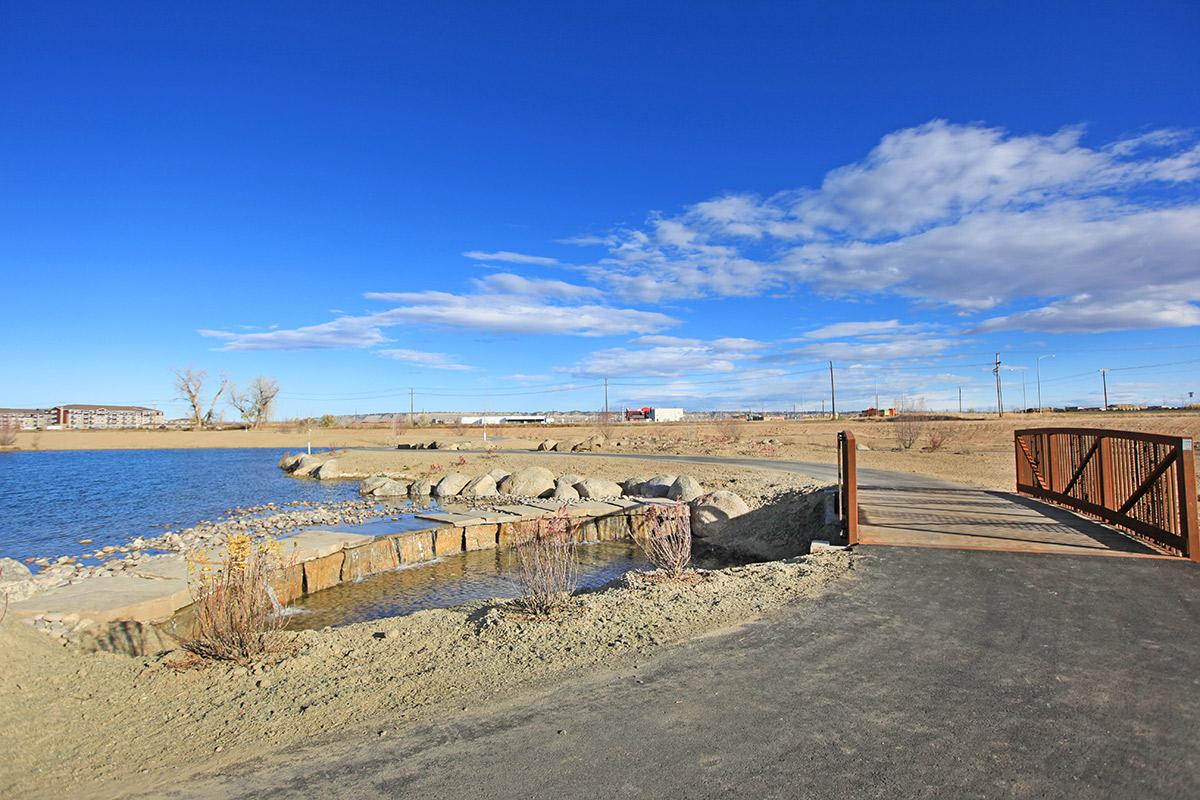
[198,317,391,351]
[377,348,471,370]
[463,250,560,266]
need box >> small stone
[385,629,400,640]
[256,678,273,689]
[558,729,567,735]
[214,745,224,753]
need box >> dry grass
[183,534,288,662]
[713,417,746,443]
[631,502,693,578]
[514,507,578,617]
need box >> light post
[1036,354,1054,412]
[1100,368,1110,411]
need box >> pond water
[0,448,358,562]
[284,540,654,629]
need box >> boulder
[690,490,751,536]
[433,472,472,498]
[372,478,410,498]
[360,475,390,495]
[551,440,579,452]
[499,466,556,498]
[573,434,605,452]
[313,459,340,480]
[487,468,511,484]
[0,557,32,582]
[621,477,648,496]
[461,474,498,498]
[667,475,704,503]
[291,454,323,477]
[559,473,585,487]
[536,440,558,452]
[409,478,432,497]
[278,452,300,470]
[552,480,580,501]
[574,478,623,499]
[641,474,678,498]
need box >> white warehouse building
[650,407,684,422]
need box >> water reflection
[288,540,650,629]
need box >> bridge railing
[1014,427,1199,560]
[837,430,859,545]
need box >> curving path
[147,449,1200,800]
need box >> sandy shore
[0,551,853,799]
[9,412,1197,492]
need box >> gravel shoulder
[0,551,853,799]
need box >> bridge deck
[857,483,1167,557]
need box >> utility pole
[958,386,962,414]
[993,353,1004,417]
[1100,368,1110,411]
[603,377,609,421]
[828,360,837,420]
[408,388,414,427]
[1036,354,1054,413]
[874,380,879,412]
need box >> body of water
[0,448,358,562]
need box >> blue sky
[3,2,1199,417]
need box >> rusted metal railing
[1015,427,1199,560]
[837,430,859,545]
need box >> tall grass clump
[631,502,693,578]
[514,507,578,616]
[0,420,17,447]
[184,534,287,661]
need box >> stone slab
[271,563,305,605]
[392,530,436,564]
[128,554,189,582]
[416,512,489,527]
[303,551,345,593]
[492,504,552,520]
[341,539,400,581]
[281,530,376,562]
[463,523,499,551]
[434,527,465,556]
[497,519,541,547]
[9,574,192,623]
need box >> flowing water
[0,448,357,561]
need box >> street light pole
[1036,355,1054,412]
[1100,368,1110,411]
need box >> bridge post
[1179,439,1198,562]
[838,430,858,545]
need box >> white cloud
[799,320,906,340]
[564,336,767,378]
[462,250,560,266]
[198,317,391,351]
[569,121,1200,330]
[976,296,1200,333]
[377,349,471,370]
[471,272,601,300]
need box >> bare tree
[173,368,230,429]
[229,376,281,429]
[892,397,928,450]
[0,419,16,447]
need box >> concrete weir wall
[12,498,677,654]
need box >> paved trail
[158,454,1198,799]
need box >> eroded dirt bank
[0,551,853,800]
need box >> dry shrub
[713,417,745,444]
[892,398,927,450]
[0,420,16,447]
[453,454,468,467]
[631,502,693,578]
[184,534,287,661]
[514,507,578,617]
[926,423,954,451]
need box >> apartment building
[0,408,56,430]
[0,405,164,430]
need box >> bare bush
[926,423,954,451]
[594,411,616,439]
[0,419,16,447]
[184,534,287,661]
[714,417,745,444]
[631,502,693,578]
[514,507,578,616]
[892,397,927,450]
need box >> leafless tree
[927,423,955,451]
[172,368,230,429]
[229,376,281,429]
[514,507,578,616]
[892,396,928,450]
[0,419,17,447]
[630,502,693,578]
